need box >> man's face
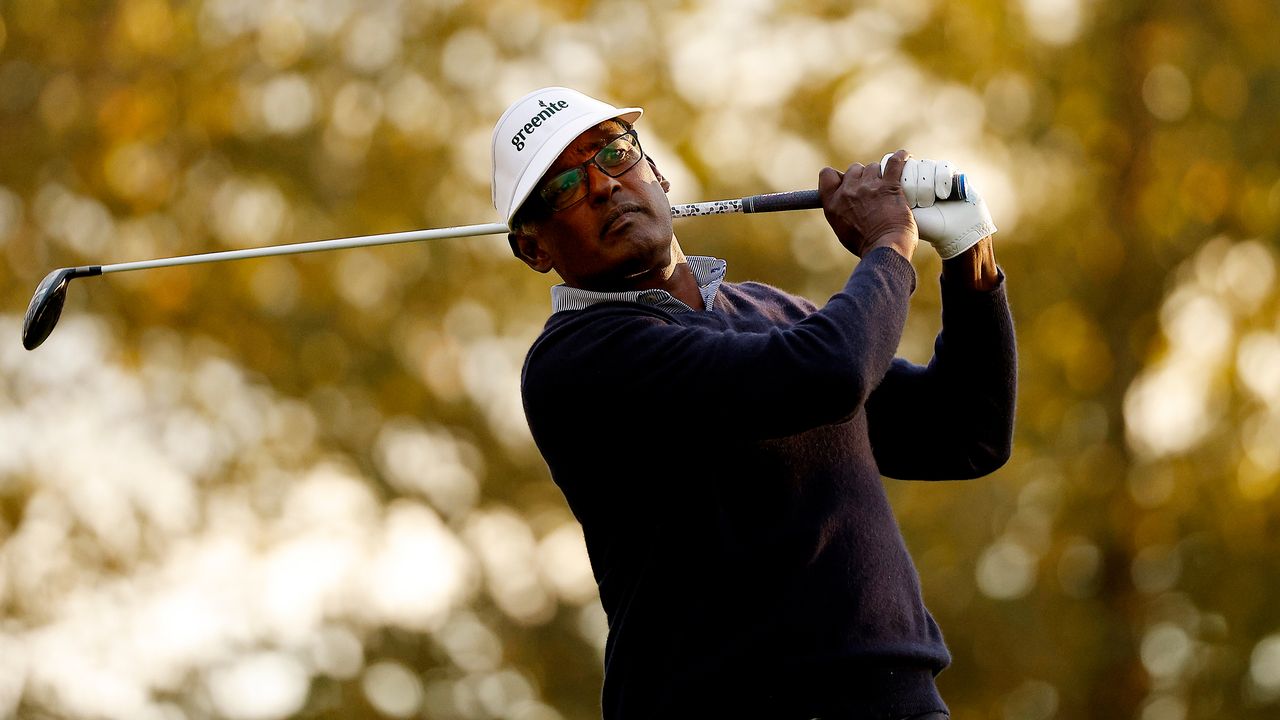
[511,122,674,291]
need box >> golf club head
[22,266,101,350]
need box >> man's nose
[586,163,623,203]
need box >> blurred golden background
[2,0,1279,718]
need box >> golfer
[492,87,1016,720]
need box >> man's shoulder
[523,303,675,375]
[536,301,678,340]
[721,278,798,299]
[719,279,820,316]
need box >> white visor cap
[491,87,642,224]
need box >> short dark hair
[509,118,634,234]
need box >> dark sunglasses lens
[541,167,587,210]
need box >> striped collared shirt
[550,256,728,314]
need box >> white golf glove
[881,154,997,259]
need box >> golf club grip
[742,190,821,214]
[743,177,968,214]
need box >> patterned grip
[669,198,744,218]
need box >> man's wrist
[868,231,917,261]
[942,236,998,291]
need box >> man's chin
[620,239,675,281]
[571,232,676,290]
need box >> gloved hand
[881,153,997,260]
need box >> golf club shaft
[19,181,965,350]
[100,222,510,275]
[92,179,964,275]
[91,190,826,275]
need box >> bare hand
[818,149,918,260]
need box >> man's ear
[646,156,670,193]
[508,229,554,274]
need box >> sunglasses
[537,129,645,212]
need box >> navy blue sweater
[521,247,1017,719]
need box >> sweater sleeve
[523,247,917,441]
[864,271,1017,480]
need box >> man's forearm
[941,237,998,291]
[865,264,1016,479]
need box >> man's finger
[880,150,908,190]
[818,166,843,196]
[901,158,919,207]
[916,159,937,208]
[935,160,955,201]
[844,162,867,180]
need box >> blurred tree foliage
[1,0,1279,719]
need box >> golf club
[22,180,966,351]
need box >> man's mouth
[600,203,647,238]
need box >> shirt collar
[550,256,728,314]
